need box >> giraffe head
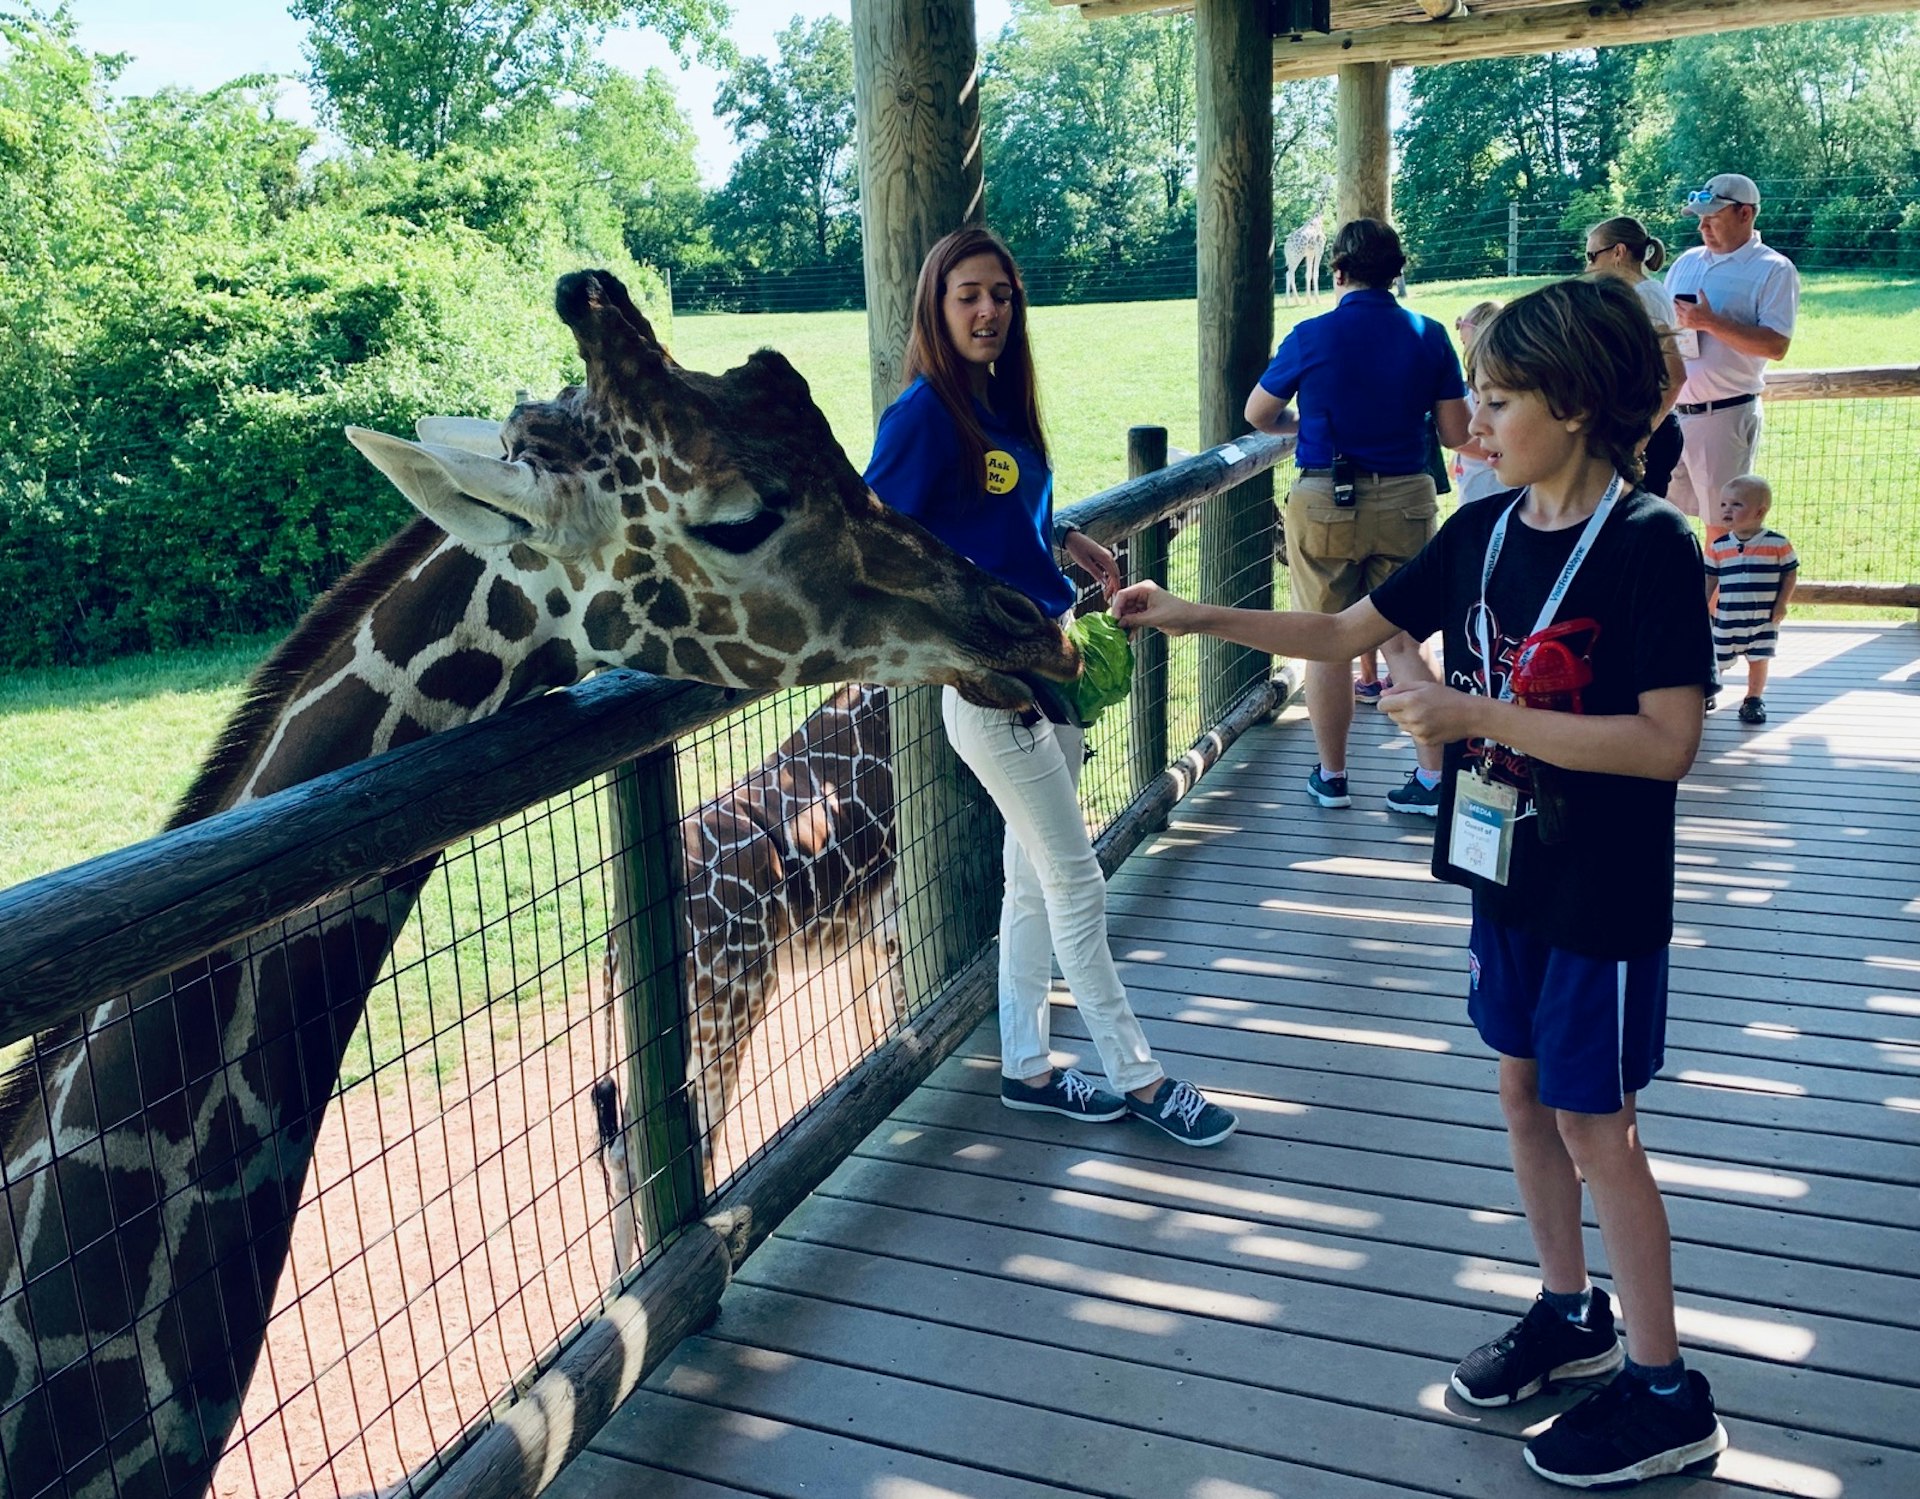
[346,270,1076,709]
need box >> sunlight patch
[1071,1159,1381,1228]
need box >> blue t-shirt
[863,376,1074,617]
[1257,288,1467,473]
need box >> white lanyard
[1476,474,1622,705]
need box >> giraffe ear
[346,427,538,547]
[415,416,506,455]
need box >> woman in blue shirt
[865,226,1235,1147]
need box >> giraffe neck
[0,524,643,1495]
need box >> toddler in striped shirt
[1703,475,1797,725]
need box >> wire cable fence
[670,178,1920,315]
[0,433,1293,1499]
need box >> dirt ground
[211,942,898,1498]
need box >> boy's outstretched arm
[1380,683,1705,782]
[1112,581,1399,662]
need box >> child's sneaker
[1306,765,1351,808]
[1125,1078,1237,1146]
[1000,1068,1126,1121]
[1353,678,1384,704]
[1524,1369,1728,1489]
[1385,769,1442,818]
[1738,696,1767,725]
[1450,1290,1624,1406]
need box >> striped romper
[1704,527,1798,666]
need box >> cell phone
[1672,292,1698,304]
[1331,454,1357,508]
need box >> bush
[0,147,668,668]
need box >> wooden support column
[851,0,996,1013]
[852,0,982,421]
[1336,61,1392,227]
[1194,0,1275,725]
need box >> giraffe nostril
[984,586,1045,634]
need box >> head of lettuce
[1064,611,1135,727]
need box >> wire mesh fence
[1755,389,1920,591]
[0,443,1288,1499]
[669,178,1920,315]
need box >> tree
[556,63,708,272]
[1396,47,1638,277]
[708,15,857,267]
[290,0,729,157]
[982,0,1197,271]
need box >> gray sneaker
[1126,1078,1237,1146]
[1001,1067,1126,1121]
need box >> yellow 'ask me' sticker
[984,449,1020,495]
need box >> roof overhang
[1051,0,1920,82]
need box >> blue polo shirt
[1257,288,1466,473]
[864,376,1075,617]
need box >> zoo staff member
[1247,217,1470,818]
[1664,173,1799,531]
[863,225,1236,1148]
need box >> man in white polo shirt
[1665,173,1799,536]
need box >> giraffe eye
[688,509,783,554]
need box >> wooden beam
[1194,0,1276,725]
[1762,365,1920,402]
[1335,61,1392,224]
[1273,0,1920,80]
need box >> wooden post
[851,0,994,1012]
[605,749,702,1245]
[851,0,981,421]
[1507,202,1520,278]
[1194,0,1275,727]
[1335,62,1392,227]
[1126,427,1170,802]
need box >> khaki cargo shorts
[1285,471,1439,615]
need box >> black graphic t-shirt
[1371,488,1714,958]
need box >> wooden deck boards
[553,622,1920,1499]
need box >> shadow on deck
[550,621,1920,1499]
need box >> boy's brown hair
[1467,276,1666,483]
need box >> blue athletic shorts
[1467,909,1670,1115]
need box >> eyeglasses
[1584,245,1614,263]
[1686,188,1753,211]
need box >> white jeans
[942,687,1163,1096]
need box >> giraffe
[0,268,1076,1499]
[600,682,898,1271]
[1282,214,1327,307]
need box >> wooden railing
[1760,363,1920,610]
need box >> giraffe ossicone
[0,267,1076,1499]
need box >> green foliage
[0,16,667,668]
[708,14,857,268]
[982,0,1196,274]
[290,0,730,157]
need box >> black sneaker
[1306,765,1351,808]
[1450,1290,1624,1407]
[1384,769,1442,818]
[1000,1067,1126,1121]
[1525,1369,1728,1489]
[1125,1078,1237,1146]
[1738,695,1767,725]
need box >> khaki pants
[1286,471,1439,614]
[1667,401,1762,520]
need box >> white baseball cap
[1683,173,1761,217]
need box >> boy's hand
[1111,580,1196,636]
[1770,605,1789,624]
[1379,681,1480,748]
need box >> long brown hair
[1469,277,1665,483]
[901,226,1049,492]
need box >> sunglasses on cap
[1685,187,1754,211]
